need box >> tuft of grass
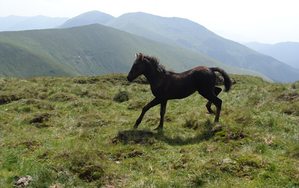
[113,91,130,103]
[48,92,77,102]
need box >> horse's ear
[136,53,144,60]
[139,53,144,60]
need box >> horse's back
[163,66,215,98]
[183,66,217,93]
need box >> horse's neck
[144,67,165,86]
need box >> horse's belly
[168,87,196,99]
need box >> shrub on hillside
[113,91,129,103]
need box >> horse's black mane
[143,55,167,73]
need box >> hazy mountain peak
[245,41,299,69]
[59,11,115,28]
[0,15,69,31]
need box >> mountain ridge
[0,24,270,80]
[108,12,299,83]
[58,11,299,82]
[244,41,299,69]
[1,11,298,82]
[0,15,69,31]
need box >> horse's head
[127,53,147,82]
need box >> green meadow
[0,74,298,187]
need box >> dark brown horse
[127,53,232,130]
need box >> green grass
[0,74,298,187]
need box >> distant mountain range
[0,15,68,31]
[1,11,299,82]
[244,42,299,69]
[1,24,268,80]
[59,11,299,82]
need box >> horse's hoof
[206,110,215,114]
[154,126,163,130]
[133,125,138,129]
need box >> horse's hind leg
[208,95,222,122]
[199,90,222,122]
[206,87,222,114]
[214,97,222,122]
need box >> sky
[1,0,299,44]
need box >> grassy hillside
[0,42,79,77]
[0,74,298,187]
[0,24,270,81]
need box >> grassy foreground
[0,74,298,187]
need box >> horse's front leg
[133,98,160,129]
[154,100,167,130]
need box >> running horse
[127,53,232,130]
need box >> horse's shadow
[115,123,215,146]
[157,128,214,146]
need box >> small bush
[214,126,245,142]
[77,165,104,182]
[25,112,52,128]
[113,91,129,103]
[0,93,23,105]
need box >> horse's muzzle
[127,75,133,82]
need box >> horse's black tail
[210,67,232,92]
